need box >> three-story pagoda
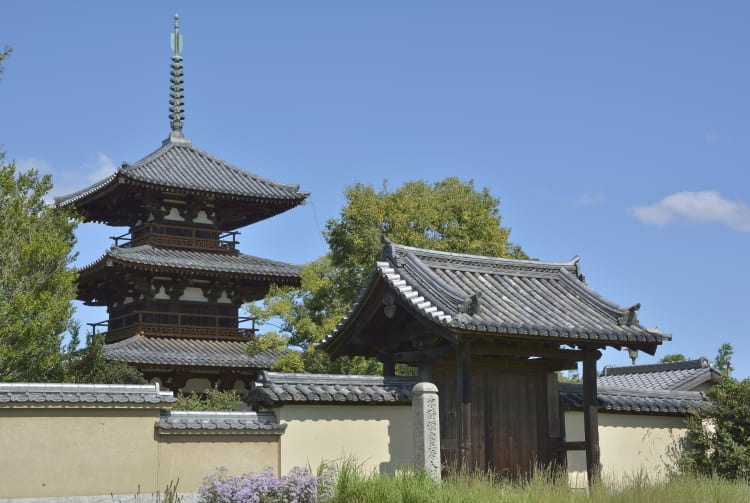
[56,15,308,392]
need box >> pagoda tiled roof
[105,334,279,369]
[0,383,175,407]
[598,358,721,391]
[56,140,308,207]
[559,383,707,416]
[321,240,669,354]
[158,410,286,434]
[248,371,419,406]
[80,245,301,282]
[55,140,308,229]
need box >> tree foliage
[174,385,243,411]
[679,375,750,480]
[0,45,11,79]
[249,177,526,373]
[659,354,687,364]
[0,155,80,381]
[714,342,734,376]
[62,330,146,385]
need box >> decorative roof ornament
[167,13,188,144]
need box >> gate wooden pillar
[456,337,472,470]
[582,347,602,485]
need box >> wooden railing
[90,312,258,342]
[110,224,239,252]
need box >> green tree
[63,331,146,384]
[174,385,243,411]
[679,375,750,479]
[0,45,11,78]
[659,353,687,363]
[249,177,526,373]
[714,342,734,376]
[0,154,80,381]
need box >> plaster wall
[0,407,282,499]
[276,404,413,475]
[0,407,160,498]
[157,434,281,492]
[564,411,687,487]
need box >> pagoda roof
[320,239,669,356]
[105,334,278,369]
[80,245,301,282]
[55,139,309,228]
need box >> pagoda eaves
[55,140,309,229]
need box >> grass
[324,461,750,503]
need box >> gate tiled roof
[321,239,668,354]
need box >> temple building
[319,237,671,480]
[56,15,308,392]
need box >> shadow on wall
[380,406,414,474]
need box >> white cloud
[574,193,604,207]
[14,152,117,199]
[704,132,730,145]
[632,191,750,233]
[83,152,117,182]
[16,157,53,176]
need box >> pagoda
[56,15,308,392]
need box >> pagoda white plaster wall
[182,377,213,394]
[163,207,186,221]
[154,285,170,300]
[180,286,208,302]
[275,404,412,475]
[564,411,687,488]
[193,210,213,224]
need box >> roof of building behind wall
[559,382,707,416]
[248,371,420,406]
[598,357,721,391]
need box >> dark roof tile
[56,141,308,206]
[598,358,721,391]
[559,383,707,415]
[105,335,278,369]
[0,383,175,406]
[158,410,286,434]
[321,241,668,353]
[80,245,301,280]
[248,371,420,406]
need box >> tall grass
[326,460,749,503]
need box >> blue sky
[1,2,748,377]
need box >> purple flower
[198,466,318,503]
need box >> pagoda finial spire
[167,12,188,143]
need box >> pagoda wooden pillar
[582,347,602,485]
